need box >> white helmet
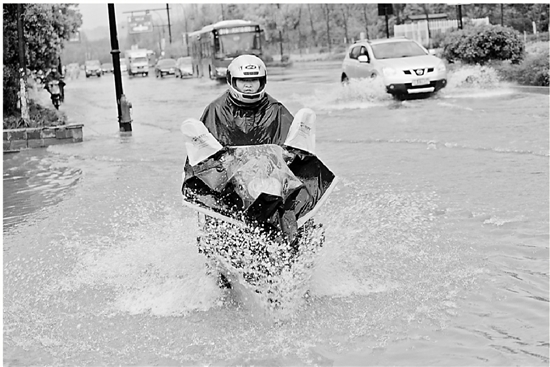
[226,55,267,104]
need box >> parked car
[175,57,193,78]
[101,62,114,74]
[154,58,177,78]
[341,37,447,98]
[85,60,102,78]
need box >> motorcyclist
[44,67,66,103]
[182,55,307,288]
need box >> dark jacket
[199,90,294,146]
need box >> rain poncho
[181,92,337,244]
[198,90,294,146]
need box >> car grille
[403,67,434,75]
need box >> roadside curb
[3,123,84,152]
[510,85,549,95]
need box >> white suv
[341,37,447,97]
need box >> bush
[442,24,525,65]
[494,47,550,86]
[3,99,67,129]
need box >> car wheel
[341,74,349,85]
[392,93,406,101]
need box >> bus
[189,19,263,80]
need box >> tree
[360,4,370,39]
[338,4,353,44]
[3,3,82,115]
[321,4,333,51]
[307,4,318,47]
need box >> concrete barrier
[3,123,84,152]
[510,85,549,95]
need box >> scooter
[181,109,338,310]
[46,80,62,110]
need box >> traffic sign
[378,4,394,16]
[128,14,153,34]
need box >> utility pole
[108,4,132,132]
[456,5,463,30]
[378,4,393,38]
[500,4,504,26]
[166,4,172,43]
[385,12,389,38]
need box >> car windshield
[216,32,260,58]
[86,60,100,67]
[371,41,427,60]
[158,59,176,67]
[132,57,147,63]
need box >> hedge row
[442,24,525,65]
[441,24,548,86]
[494,48,550,86]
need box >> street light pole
[108,4,132,132]
[166,4,172,43]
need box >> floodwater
[3,61,549,366]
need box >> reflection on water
[3,149,81,231]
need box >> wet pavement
[3,63,549,366]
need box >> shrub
[442,24,525,65]
[3,99,67,129]
[494,47,550,86]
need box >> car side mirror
[428,49,437,55]
[358,55,369,63]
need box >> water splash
[442,64,515,98]
[197,216,325,319]
[55,204,222,317]
[295,64,519,112]
[295,78,392,111]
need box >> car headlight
[382,67,397,77]
[436,61,446,72]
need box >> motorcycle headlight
[382,67,397,77]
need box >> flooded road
[3,61,549,366]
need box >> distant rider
[44,67,66,102]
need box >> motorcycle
[181,109,338,310]
[45,80,62,110]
